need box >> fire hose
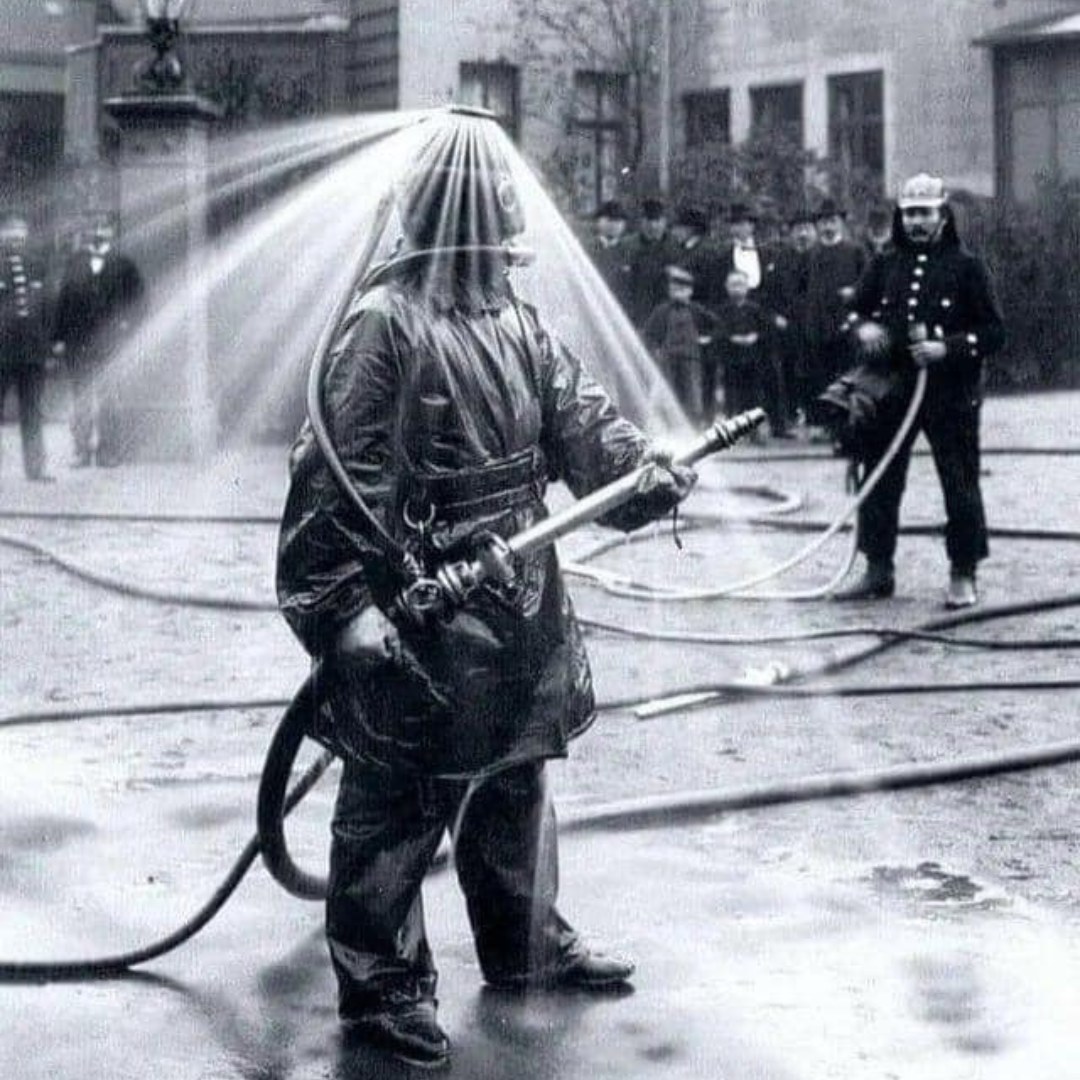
[0,408,769,979]
[563,367,929,602]
[3,469,1080,977]
[0,358,947,974]
[0,333,1072,979]
[1,100,1078,980]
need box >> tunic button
[907,297,918,306]
[916,253,928,263]
[914,267,925,277]
[910,282,921,292]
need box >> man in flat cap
[833,173,1005,608]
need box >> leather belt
[405,447,546,525]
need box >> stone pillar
[102,92,220,462]
[63,0,102,167]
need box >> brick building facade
[672,0,1080,202]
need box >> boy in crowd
[641,263,720,423]
[712,268,776,433]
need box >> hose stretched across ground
[2,596,1080,978]
[563,368,928,602]
[2,367,1078,974]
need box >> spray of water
[10,105,1068,1063]
[80,107,686,463]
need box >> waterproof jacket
[277,264,663,778]
[848,208,1005,400]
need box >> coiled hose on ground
[3,371,1080,976]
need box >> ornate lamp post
[103,0,221,462]
[136,0,193,93]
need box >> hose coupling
[390,533,516,624]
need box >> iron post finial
[135,0,192,94]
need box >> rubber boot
[831,559,895,601]
[341,976,450,1069]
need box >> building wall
[347,0,400,109]
[398,0,513,108]
[676,0,1080,196]
[396,0,652,208]
[0,0,70,219]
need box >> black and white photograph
[2,1,1080,1076]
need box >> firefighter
[833,173,1005,608]
[275,120,695,1068]
[0,211,52,482]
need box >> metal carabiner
[402,497,436,533]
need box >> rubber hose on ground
[0,746,333,980]
[564,369,927,603]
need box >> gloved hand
[323,605,450,770]
[603,446,697,533]
[855,320,889,356]
[909,339,947,367]
[640,446,697,501]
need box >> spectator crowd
[585,193,891,440]
[0,210,143,481]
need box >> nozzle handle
[507,407,767,562]
[676,408,767,469]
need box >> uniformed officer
[0,212,52,482]
[833,174,1005,608]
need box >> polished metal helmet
[396,119,526,250]
[897,173,948,209]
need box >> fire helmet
[897,173,948,209]
[396,128,526,250]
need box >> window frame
[458,60,521,140]
[571,69,630,212]
[683,88,731,149]
[749,80,804,146]
[827,69,885,195]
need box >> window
[572,70,629,213]
[999,47,1080,201]
[828,71,885,194]
[459,61,520,140]
[749,82,803,145]
[683,89,731,148]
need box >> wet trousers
[0,364,46,479]
[327,757,574,1015]
[856,391,988,571]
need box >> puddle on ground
[867,861,1012,913]
[0,814,96,853]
